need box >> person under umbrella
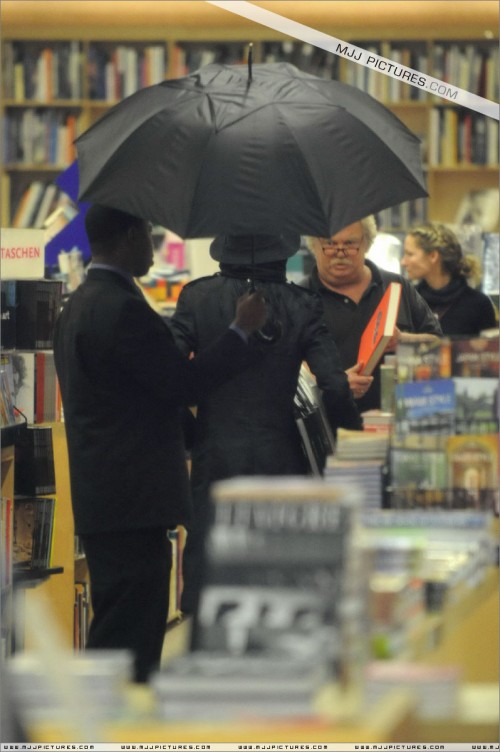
[170,233,362,617]
[303,216,443,413]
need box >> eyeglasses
[318,236,364,257]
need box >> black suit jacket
[54,268,254,534]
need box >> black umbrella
[76,60,427,239]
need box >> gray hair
[306,215,377,251]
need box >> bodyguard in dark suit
[53,205,266,682]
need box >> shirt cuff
[229,322,249,343]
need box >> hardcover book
[358,282,402,375]
[191,477,369,687]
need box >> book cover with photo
[191,477,369,687]
[451,336,499,378]
[453,376,499,434]
[396,339,452,383]
[394,378,455,435]
[446,433,499,514]
[7,351,36,423]
[390,446,448,509]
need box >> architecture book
[394,378,456,436]
[358,282,402,375]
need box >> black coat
[303,261,442,411]
[415,277,498,336]
[170,271,362,489]
[53,268,256,534]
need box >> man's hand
[233,290,267,335]
[346,362,374,399]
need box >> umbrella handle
[247,42,253,83]
[250,230,255,291]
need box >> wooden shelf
[2,3,498,229]
[2,1,497,39]
[26,686,418,744]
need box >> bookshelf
[1,1,498,230]
[1,5,499,738]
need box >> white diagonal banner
[207,0,499,121]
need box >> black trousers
[80,527,172,683]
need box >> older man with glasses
[302,216,442,412]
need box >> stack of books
[364,661,461,720]
[153,654,324,721]
[325,456,388,510]
[153,476,370,719]
[7,650,134,725]
[335,428,390,462]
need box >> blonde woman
[402,222,498,336]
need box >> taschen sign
[1,228,45,279]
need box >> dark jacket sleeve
[301,295,362,431]
[105,296,255,408]
[477,293,498,331]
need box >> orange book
[358,282,402,375]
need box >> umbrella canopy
[76,61,427,239]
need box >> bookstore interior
[1,0,499,746]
